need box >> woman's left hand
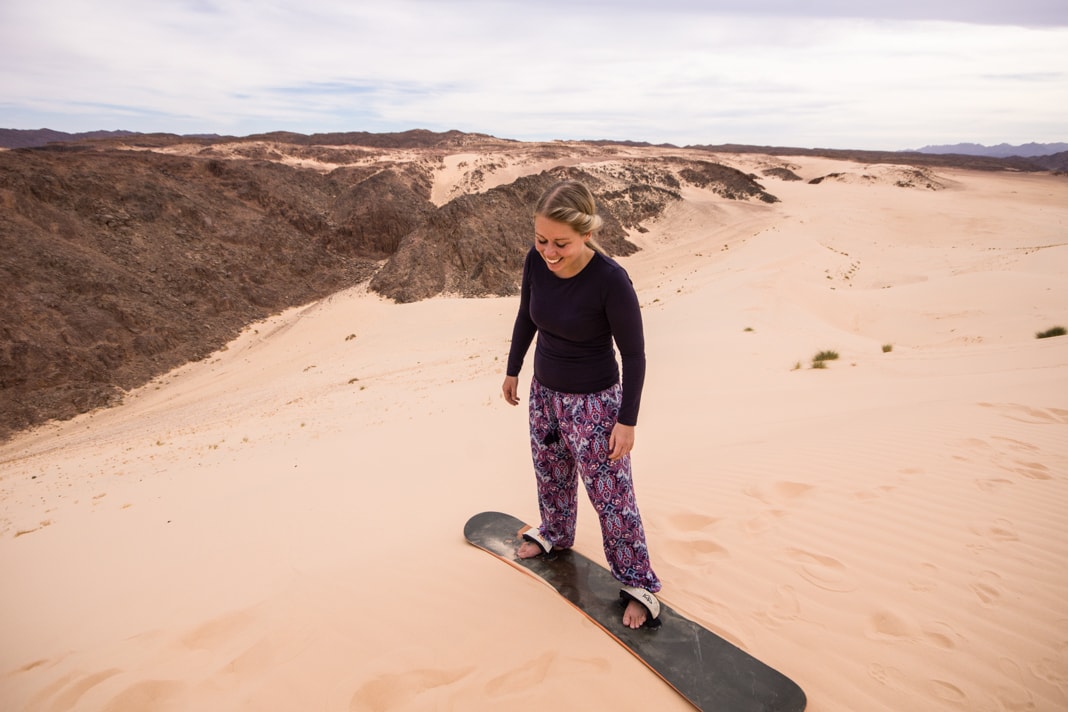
[608,423,635,461]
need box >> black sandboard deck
[464,511,806,712]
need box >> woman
[501,179,662,629]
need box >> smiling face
[534,215,594,279]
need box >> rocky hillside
[1,133,783,439]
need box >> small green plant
[882,344,893,353]
[1035,326,1066,339]
[809,350,839,369]
[812,350,839,368]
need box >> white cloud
[1,0,1065,148]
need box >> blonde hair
[534,180,604,237]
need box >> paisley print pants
[527,378,661,592]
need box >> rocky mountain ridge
[1,133,783,439]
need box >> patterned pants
[528,378,661,592]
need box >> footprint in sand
[927,679,968,704]
[990,436,1040,453]
[180,609,258,650]
[744,509,787,535]
[781,548,856,592]
[867,610,913,639]
[485,654,556,697]
[1013,461,1053,480]
[975,477,1014,492]
[668,511,722,531]
[745,481,816,505]
[1030,656,1068,688]
[922,622,962,650]
[995,657,1042,711]
[851,485,897,501]
[350,667,475,711]
[669,537,729,565]
[762,585,802,625]
[970,518,1019,543]
[16,658,50,673]
[868,609,961,650]
[26,669,123,710]
[868,663,896,686]
[908,562,940,593]
[980,402,1068,425]
[483,652,608,698]
[101,680,188,710]
[969,570,1003,606]
[743,481,814,534]
[177,607,296,682]
[663,510,728,565]
[960,433,1059,483]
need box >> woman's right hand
[501,376,520,406]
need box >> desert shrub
[1035,326,1066,339]
[882,344,893,353]
[810,350,839,369]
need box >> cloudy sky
[1,0,1065,150]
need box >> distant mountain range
[912,142,1068,158]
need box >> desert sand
[1,151,1066,711]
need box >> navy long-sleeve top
[506,247,647,426]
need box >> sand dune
[1,155,1066,711]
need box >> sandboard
[464,511,807,712]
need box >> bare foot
[623,599,648,629]
[516,540,544,559]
